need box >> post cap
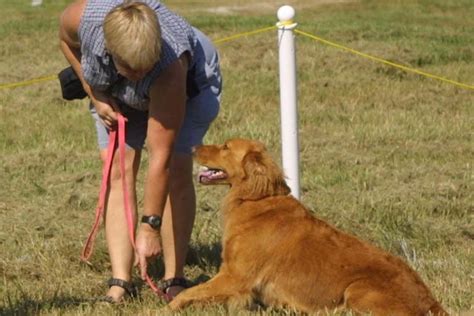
[277,5,296,23]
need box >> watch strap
[141,215,162,230]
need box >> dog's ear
[243,151,267,176]
[240,151,291,200]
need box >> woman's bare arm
[135,54,188,279]
[59,0,88,91]
[59,0,119,128]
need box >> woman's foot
[100,278,138,304]
[105,285,128,303]
[160,277,189,301]
[166,285,186,298]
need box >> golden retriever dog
[169,139,448,315]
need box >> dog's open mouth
[198,166,228,184]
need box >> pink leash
[81,113,171,301]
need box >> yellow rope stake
[295,29,474,91]
[214,25,276,44]
[0,74,57,90]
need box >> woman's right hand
[93,96,120,129]
[135,224,162,280]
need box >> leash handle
[81,114,170,301]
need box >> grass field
[1,0,473,315]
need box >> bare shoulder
[149,53,189,99]
[59,0,87,48]
[153,54,189,86]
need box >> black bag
[58,66,87,100]
[58,65,200,100]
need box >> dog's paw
[168,299,184,311]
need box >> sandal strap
[98,295,118,304]
[107,278,138,298]
[159,277,188,293]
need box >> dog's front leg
[168,272,251,310]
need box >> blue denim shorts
[90,85,220,154]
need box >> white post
[277,5,300,199]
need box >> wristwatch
[141,215,162,230]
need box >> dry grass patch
[1,0,473,315]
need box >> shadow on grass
[187,241,223,270]
[144,241,222,286]
[1,295,90,316]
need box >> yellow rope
[1,25,472,91]
[213,25,276,44]
[295,29,474,91]
[0,26,277,90]
[0,74,57,90]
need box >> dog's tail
[428,302,449,316]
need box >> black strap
[107,278,138,298]
[159,277,188,293]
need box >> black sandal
[98,278,138,304]
[158,277,189,301]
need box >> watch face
[148,216,162,229]
[150,217,160,227]
[142,215,162,230]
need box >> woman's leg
[102,148,142,301]
[160,70,221,296]
[90,104,147,301]
[161,152,196,296]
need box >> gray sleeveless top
[78,0,207,111]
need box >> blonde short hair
[104,1,161,71]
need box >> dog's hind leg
[343,281,420,316]
[168,272,252,310]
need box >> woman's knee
[105,149,141,184]
[169,153,194,190]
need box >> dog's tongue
[198,168,212,184]
[198,168,226,184]
[199,169,214,179]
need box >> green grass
[1,0,473,315]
